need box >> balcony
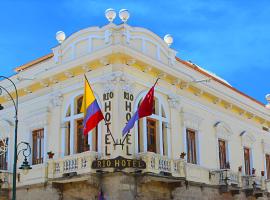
[210,169,240,186]
[138,152,185,178]
[242,175,263,190]
[47,151,98,180]
[0,170,12,189]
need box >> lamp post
[0,75,19,200]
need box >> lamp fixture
[119,9,130,23]
[56,31,66,44]
[266,94,270,109]
[105,8,116,23]
[164,34,173,46]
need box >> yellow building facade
[1,10,270,200]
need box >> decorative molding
[50,91,64,107]
[126,59,136,66]
[99,57,110,66]
[180,81,189,90]
[168,94,181,110]
[194,89,203,97]
[182,112,203,130]
[142,66,152,73]
[120,76,135,93]
[213,97,221,104]
[64,71,74,78]
[49,78,59,84]
[172,79,181,86]
[240,131,256,147]
[214,121,233,141]
[158,72,167,79]
[262,140,270,153]
[224,103,232,110]
[101,71,124,93]
[81,65,92,72]
[39,81,49,88]
[23,88,32,94]
[23,107,50,130]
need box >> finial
[105,8,116,23]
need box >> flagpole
[121,78,160,145]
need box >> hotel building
[1,9,270,200]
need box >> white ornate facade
[0,10,270,200]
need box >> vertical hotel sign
[103,91,113,156]
[123,91,133,156]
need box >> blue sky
[0,0,269,104]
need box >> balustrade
[48,151,98,179]
[138,152,185,177]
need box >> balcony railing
[210,169,240,186]
[48,151,98,179]
[242,175,263,190]
[138,152,185,178]
[0,170,12,189]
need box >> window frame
[32,128,44,165]
[186,128,197,164]
[62,91,101,156]
[134,92,170,157]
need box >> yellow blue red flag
[81,75,104,135]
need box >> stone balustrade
[242,175,264,190]
[138,152,185,177]
[47,151,98,179]
[210,169,241,186]
[0,170,12,189]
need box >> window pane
[32,129,44,165]
[76,119,89,153]
[244,147,251,175]
[266,154,270,179]
[218,139,227,169]
[147,118,156,153]
[66,105,71,117]
[0,138,8,170]
[186,129,197,164]
[75,96,83,114]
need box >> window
[186,129,197,164]
[218,139,227,169]
[147,118,156,152]
[75,119,89,153]
[137,96,169,155]
[32,129,44,165]
[63,94,99,155]
[266,154,270,179]
[244,147,251,175]
[0,138,8,170]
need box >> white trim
[196,130,201,165]
[134,90,170,155]
[62,91,102,155]
[43,125,48,162]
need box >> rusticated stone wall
[12,173,270,200]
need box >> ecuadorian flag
[81,76,104,135]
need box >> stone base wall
[7,173,270,200]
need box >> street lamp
[0,75,24,200]
[18,142,32,175]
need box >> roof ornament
[105,8,116,23]
[266,94,270,109]
[56,31,66,44]
[164,34,173,46]
[119,9,130,23]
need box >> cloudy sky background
[0,0,269,103]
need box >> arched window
[135,94,169,156]
[62,93,100,156]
